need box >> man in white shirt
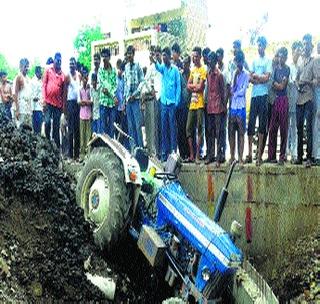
[140,46,162,156]
[31,66,44,134]
[64,57,81,160]
[287,41,302,162]
[14,58,32,128]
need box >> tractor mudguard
[88,134,142,185]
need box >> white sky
[1,0,319,70]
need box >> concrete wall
[178,163,320,278]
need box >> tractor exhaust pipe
[213,160,237,223]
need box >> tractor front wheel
[76,147,131,250]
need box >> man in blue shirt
[153,47,181,161]
[246,36,272,166]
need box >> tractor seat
[134,148,149,172]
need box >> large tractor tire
[76,147,131,250]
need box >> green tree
[0,53,18,81]
[73,24,104,71]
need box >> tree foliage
[73,24,104,71]
[0,53,18,81]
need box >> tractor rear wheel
[76,147,131,250]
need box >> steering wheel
[154,172,177,180]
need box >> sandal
[184,157,195,163]
[244,155,252,164]
[255,158,262,167]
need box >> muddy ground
[266,230,320,303]
[0,111,170,303]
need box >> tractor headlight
[201,267,211,281]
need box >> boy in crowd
[246,36,272,166]
[186,47,207,163]
[229,50,249,165]
[287,41,302,162]
[90,73,100,135]
[0,71,13,120]
[31,66,43,134]
[268,47,290,165]
[154,47,181,161]
[78,70,92,160]
[205,51,225,167]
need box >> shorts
[186,108,204,138]
[247,95,268,136]
[228,108,246,136]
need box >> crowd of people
[0,33,319,167]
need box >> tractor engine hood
[156,182,243,274]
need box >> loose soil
[268,230,320,303]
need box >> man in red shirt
[205,51,225,167]
[43,52,65,149]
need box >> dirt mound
[0,111,169,303]
[268,230,320,303]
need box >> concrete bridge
[179,163,320,279]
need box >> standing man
[154,46,163,158]
[98,48,117,138]
[205,51,225,166]
[228,51,249,165]
[89,52,101,84]
[64,57,81,160]
[287,41,302,162]
[124,45,144,148]
[228,40,250,83]
[43,52,65,149]
[267,47,290,165]
[154,47,181,161]
[140,46,162,155]
[176,55,191,160]
[295,34,315,167]
[312,42,320,165]
[31,66,44,134]
[171,42,183,71]
[14,58,32,127]
[216,48,229,163]
[202,47,211,159]
[246,36,272,166]
[186,47,207,163]
[115,59,129,148]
